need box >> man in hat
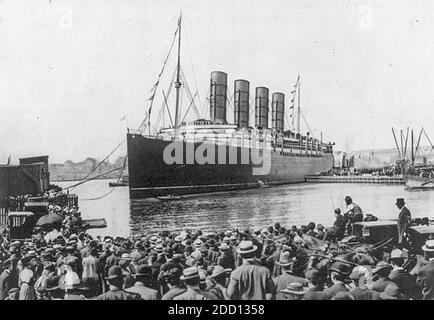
[379,283,409,300]
[226,240,275,300]
[416,239,434,300]
[321,261,352,300]
[0,257,18,300]
[330,208,345,241]
[349,266,378,300]
[302,268,324,300]
[96,266,142,300]
[281,282,308,300]
[41,275,64,300]
[344,196,363,234]
[173,266,219,300]
[273,251,308,300]
[368,261,394,293]
[395,198,412,247]
[161,268,186,300]
[389,248,420,299]
[127,265,159,300]
[206,265,232,300]
[217,243,235,270]
[82,247,102,293]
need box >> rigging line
[403,127,409,160]
[423,128,434,160]
[162,90,174,127]
[201,87,210,118]
[141,20,180,134]
[182,20,203,114]
[68,139,125,191]
[300,110,313,136]
[153,68,178,134]
[415,128,423,159]
[64,166,124,190]
[81,157,127,201]
[180,67,201,119]
[181,92,198,124]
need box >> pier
[305,175,405,184]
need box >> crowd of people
[0,193,433,301]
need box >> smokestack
[210,71,228,124]
[272,92,285,133]
[255,87,269,129]
[234,79,250,129]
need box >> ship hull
[127,133,334,198]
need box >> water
[56,179,434,238]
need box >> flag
[7,155,11,165]
[120,116,126,121]
[291,90,296,94]
[289,105,294,109]
[148,93,155,101]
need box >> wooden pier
[305,175,404,184]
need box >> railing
[305,175,405,184]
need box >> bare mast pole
[174,14,182,129]
[297,75,301,134]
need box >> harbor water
[57,179,434,238]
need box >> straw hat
[276,251,293,267]
[180,266,200,280]
[236,240,258,255]
[210,265,232,278]
[422,239,434,252]
[281,282,308,295]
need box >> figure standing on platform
[396,198,412,248]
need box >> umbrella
[36,213,64,227]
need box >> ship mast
[174,14,182,129]
[297,76,301,134]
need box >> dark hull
[127,133,334,198]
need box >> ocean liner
[127,16,334,199]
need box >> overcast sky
[1,0,434,163]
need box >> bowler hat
[135,265,152,277]
[107,266,124,280]
[180,266,200,280]
[79,277,96,292]
[236,241,258,255]
[329,261,352,275]
[305,268,321,280]
[281,282,308,295]
[395,198,405,205]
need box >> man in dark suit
[396,198,412,247]
[302,268,323,300]
[96,266,142,300]
[0,258,18,300]
[417,240,434,300]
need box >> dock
[305,175,404,184]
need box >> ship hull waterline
[127,133,334,199]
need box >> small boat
[82,218,107,229]
[405,174,434,189]
[157,195,183,201]
[109,181,128,187]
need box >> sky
[1,0,434,163]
